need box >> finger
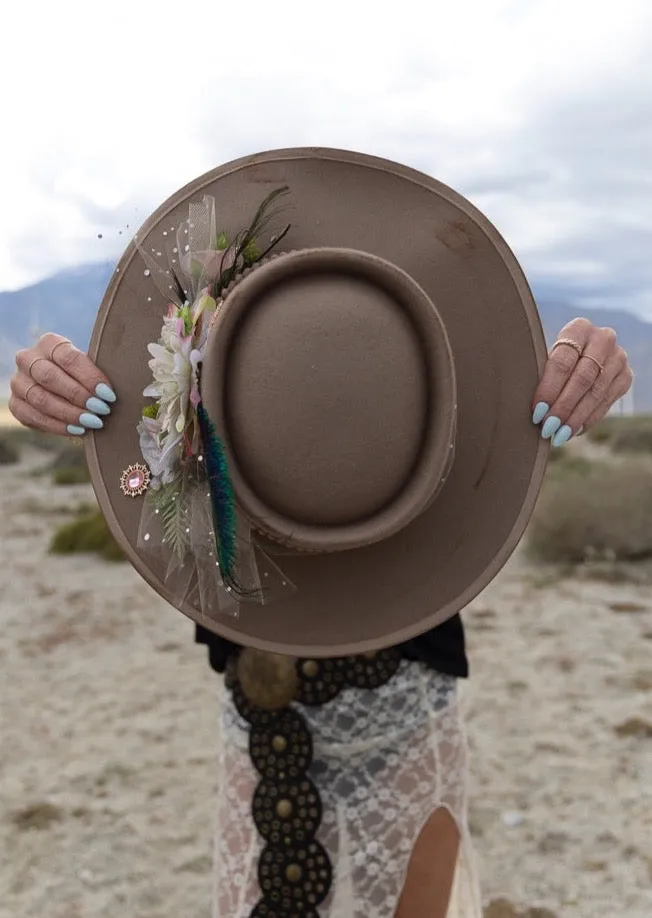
[10,374,106,432]
[18,335,117,405]
[563,348,627,433]
[15,350,113,417]
[531,318,593,414]
[45,338,116,403]
[7,393,77,438]
[542,330,618,438]
[576,367,635,433]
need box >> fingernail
[95,383,116,403]
[552,425,573,448]
[79,412,104,430]
[541,416,561,440]
[576,426,585,437]
[67,425,86,437]
[532,401,549,425]
[86,396,111,416]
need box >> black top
[195,613,468,678]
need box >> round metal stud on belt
[227,646,402,917]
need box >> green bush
[545,450,592,475]
[0,427,62,453]
[527,457,652,564]
[51,442,87,470]
[611,418,652,455]
[586,415,652,452]
[585,418,618,444]
[0,438,19,465]
[50,443,91,485]
[49,509,124,562]
[53,465,91,485]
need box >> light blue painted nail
[552,425,573,447]
[67,424,86,437]
[79,412,104,430]
[86,396,111,416]
[95,383,116,403]
[541,416,561,440]
[532,401,549,425]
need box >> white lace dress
[212,660,482,918]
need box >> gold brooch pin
[120,463,151,497]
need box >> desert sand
[1,447,651,918]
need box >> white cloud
[0,0,650,317]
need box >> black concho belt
[224,647,403,917]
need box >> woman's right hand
[9,333,116,438]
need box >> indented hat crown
[202,247,457,553]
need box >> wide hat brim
[85,147,548,656]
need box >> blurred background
[1,1,651,916]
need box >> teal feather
[196,403,236,580]
[197,403,259,601]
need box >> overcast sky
[1,0,650,318]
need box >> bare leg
[395,807,460,918]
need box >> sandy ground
[1,448,651,918]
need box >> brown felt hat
[85,147,548,657]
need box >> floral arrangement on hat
[138,188,289,491]
[133,189,291,611]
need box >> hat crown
[201,247,457,553]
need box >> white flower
[137,415,184,488]
[144,314,202,436]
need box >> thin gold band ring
[28,357,48,378]
[581,353,605,374]
[551,337,584,358]
[49,339,72,361]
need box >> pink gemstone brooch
[120,462,151,497]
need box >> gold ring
[24,383,37,403]
[28,356,48,378]
[49,339,72,361]
[551,337,584,358]
[581,353,605,374]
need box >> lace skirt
[212,660,482,918]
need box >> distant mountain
[0,262,114,349]
[0,261,650,410]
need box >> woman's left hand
[531,317,634,447]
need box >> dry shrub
[0,426,62,452]
[50,441,91,484]
[527,456,652,564]
[10,801,65,831]
[585,416,620,444]
[49,509,124,562]
[610,417,652,455]
[0,437,19,465]
[50,441,86,469]
[586,414,652,453]
[17,498,95,516]
[53,465,91,485]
